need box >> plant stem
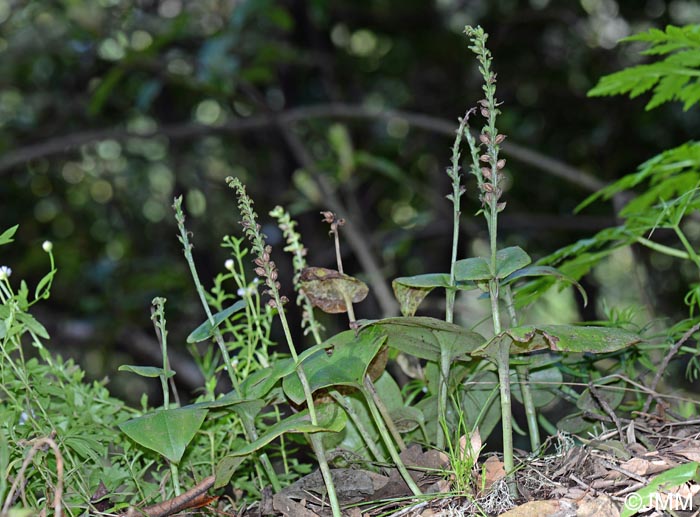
[173,198,281,493]
[363,375,405,451]
[330,390,385,462]
[361,386,423,496]
[504,285,540,452]
[635,235,690,260]
[439,111,471,449]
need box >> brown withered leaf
[482,455,506,489]
[300,267,369,314]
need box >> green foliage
[589,24,700,110]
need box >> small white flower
[0,266,11,280]
[231,359,239,368]
[42,240,53,253]
[224,258,234,271]
[237,287,246,296]
[252,277,260,284]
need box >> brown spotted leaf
[300,267,369,314]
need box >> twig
[643,322,700,413]
[0,103,604,193]
[2,436,64,517]
[117,475,216,517]
[588,382,624,442]
[277,120,399,316]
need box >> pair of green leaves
[393,246,586,317]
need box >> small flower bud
[262,252,270,262]
[495,134,506,144]
[225,259,235,271]
[264,245,272,254]
[280,296,289,305]
[255,267,266,277]
[478,99,489,107]
[42,241,53,253]
[480,108,489,118]
[321,211,335,223]
[497,159,506,170]
[497,202,507,212]
[0,266,11,280]
[479,134,490,145]
[483,192,494,204]
[269,269,278,281]
[254,257,264,267]
[267,299,277,309]
[482,182,494,193]
[481,167,492,180]
[479,154,490,163]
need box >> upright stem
[173,198,280,493]
[504,285,540,452]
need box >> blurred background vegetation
[1,0,699,402]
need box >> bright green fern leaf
[589,24,700,111]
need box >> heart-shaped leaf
[478,324,641,358]
[187,300,247,343]
[454,246,531,282]
[283,327,386,405]
[119,407,208,463]
[359,317,485,362]
[504,265,588,306]
[300,267,369,313]
[392,273,452,317]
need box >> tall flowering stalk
[270,206,324,344]
[464,25,515,482]
[227,178,342,517]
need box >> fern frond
[588,24,700,111]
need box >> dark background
[1,0,698,402]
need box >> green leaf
[478,324,640,358]
[16,313,49,339]
[186,300,247,343]
[282,328,386,405]
[220,402,346,458]
[359,316,485,362]
[504,265,588,306]
[214,455,246,489]
[240,357,297,400]
[454,246,531,282]
[119,407,208,463]
[588,25,700,111]
[34,269,56,301]
[118,365,175,379]
[0,225,18,246]
[453,256,491,281]
[511,358,563,408]
[621,462,700,517]
[392,273,452,317]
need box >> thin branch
[0,103,605,192]
[117,475,216,517]
[642,322,700,413]
[277,120,399,316]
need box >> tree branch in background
[0,103,606,193]
[276,120,400,317]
